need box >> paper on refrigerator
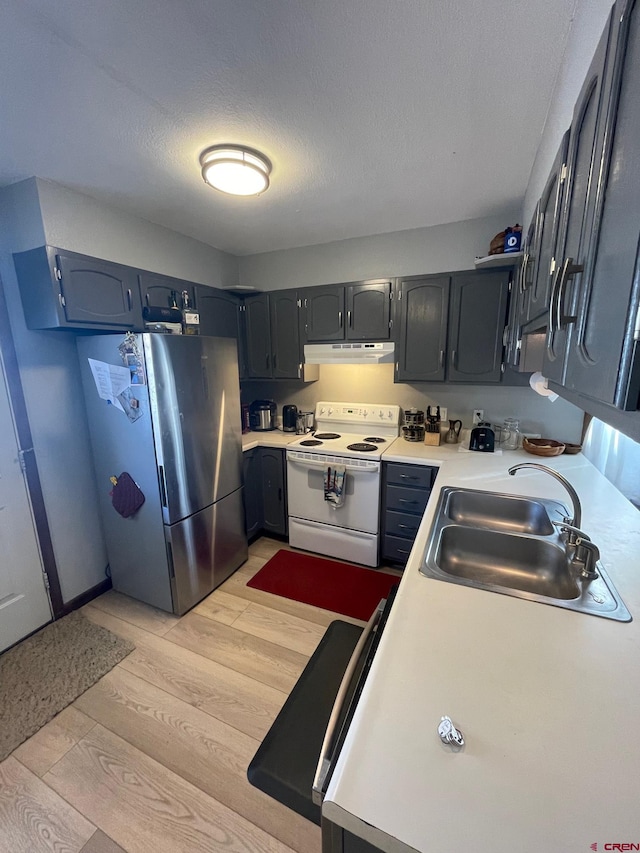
[88,358,131,412]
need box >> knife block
[424,430,441,446]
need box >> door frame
[0,273,64,618]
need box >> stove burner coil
[299,439,323,446]
[314,432,341,440]
[363,437,386,443]
[346,442,378,452]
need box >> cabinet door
[516,208,538,328]
[244,294,272,378]
[394,276,449,382]
[57,252,143,328]
[139,272,196,312]
[196,286,245,378]
[302,286,345,342]
[447,270,509,383]
[346,282,391,340]
[270,291,301,379]
[527,131,570,323]
[261,449,287,536]
[544,16,612,383]
[564,0,640,409]
[242,449,263,540]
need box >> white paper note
[88,358,131,412]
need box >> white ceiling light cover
[199,145,271,196]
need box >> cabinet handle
[398,498,419,505]
[398,524,418,531]
[439,350,444,368]
[520,253,529,294]
[127,289,133,311]
[338,310,343,328]
[451,349,457,367]
[348,310,352,327]
[547,265,562,334]
[555,257,582,330]
[399,474,419,480]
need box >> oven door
[287,450,380,534]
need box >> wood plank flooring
[0,536,399,853]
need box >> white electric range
[286,402,401,566]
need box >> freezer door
[165,486,248,615]
[145,334,243,524]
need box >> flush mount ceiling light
[199,144,271,196]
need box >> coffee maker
[282,404,298,432]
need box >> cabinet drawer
[385,484,430,515]
[382,534,414,564]
[385,463,434,490]
[384,510,422,540]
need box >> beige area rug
[0,610,134,761]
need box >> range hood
[304,342,395,364]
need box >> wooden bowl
[523,437,566,457]
[562,442,582,455]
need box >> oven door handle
[287,454,379,473]
[312,599,385,806]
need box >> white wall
[36,178,239,288]
[238,211,521,290]
[522,0,614,229]
[242,366,584,444]
[0,177,239,603]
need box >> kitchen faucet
[508,462,600,579]
[508,462,581,535]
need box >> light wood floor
[1,538,401,853]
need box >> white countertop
[241,430,300,451]
[323,448,640,853]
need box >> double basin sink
[421,487,631,621]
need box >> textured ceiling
[0,0,577,255]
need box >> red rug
[247,549,400,622]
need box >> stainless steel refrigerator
[77,333,247,615]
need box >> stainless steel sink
[421,487,631,622]
[443,488,566,535]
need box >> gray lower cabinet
[242,448,263,540]
[242,447,287,538]
[322,820,384,853]
[447,269,509,383]
[394,274,449,382]
[381,462,436,565]
[196,286,246,378]
[14,246,143,331]
[301,280,392,343]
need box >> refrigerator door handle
[158,465,168,507]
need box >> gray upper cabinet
[346,281,391,340]
[14,246,143,331]
[301,286,345,341]
[139,272,196,313]
[447,270,509,383]
[301,280,392,343]
[270,290,302,378]
[517,206,539,328]
[527,131,570,325]
[196,286,245,378]
[562,0,640,409]
[544,14,613,384]
[243,290,302,380]
[244,293,272,378]
[394,275,449,382]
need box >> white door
[0,348,52,653]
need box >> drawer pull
[399,474,419,480]
[398,498,419,505]
[398,523,417,531]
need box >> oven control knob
[363,409,368,416]
[320,407,326,415]
[328,408,333,415]
[378,410,384,418]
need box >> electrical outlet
[473,409,484,425]
[439,407,447,422]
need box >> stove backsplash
[241,363,584,443]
